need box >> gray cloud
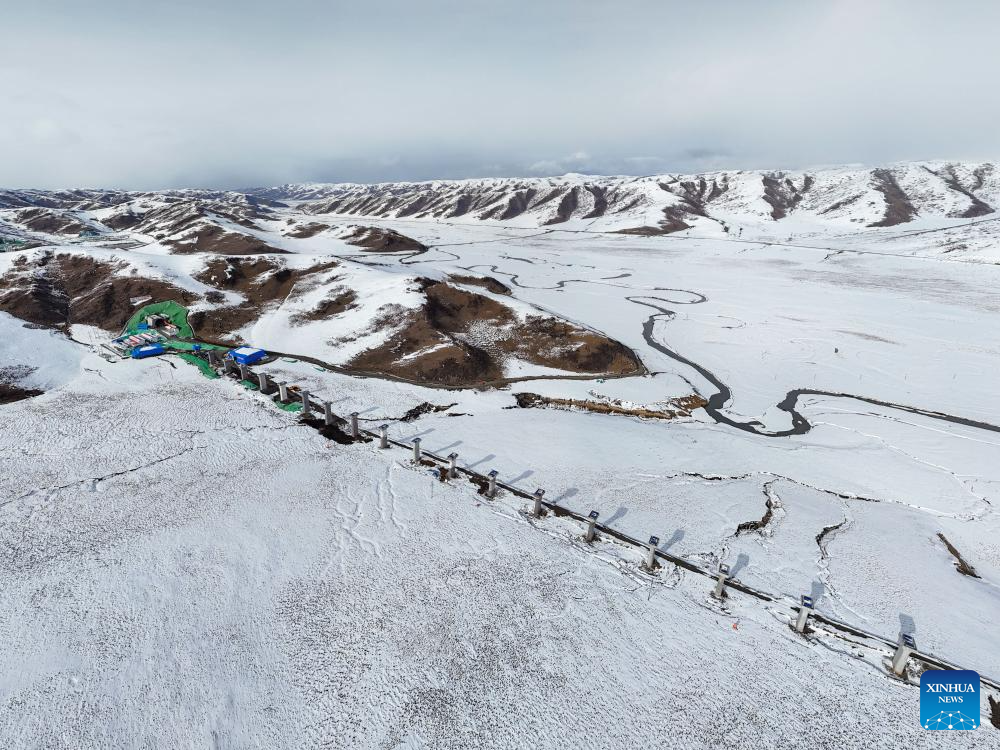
[2,0,999,189]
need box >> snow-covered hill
[256,161,1000,237]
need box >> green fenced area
[123,300,195,338]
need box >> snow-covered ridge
[4,161,998,236]
[251,161,1000,234]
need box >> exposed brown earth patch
[285,222,329,239]
[616,178,727,234]
[816,520,848,558]
[344,226,428,254]
[0,365,44,404]
[348,280,641,386]
[936,532,980,578]
[617,204,693,235]
[510,315,640,374]
[447,274,512,296]
[928,165,994,218]
[167,224,287,255]
[582,186,609,219]
[13,208,91,235]
[290,290,358,324]
[136,198,264,234]
[869,169,918,227]
[542,187,579,225]
[819,193,865,216]
[736,481,780,535]
[511,392,705,420]
[761,174,812,220]
[187,306,260,342]
[350,302,502,386]
[399,401,458,422]
[0,252,198,332]
[100,209,143,231]
[494,189,538,221]
[190,257,341,340]
[0,382,44,404]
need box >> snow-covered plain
[0,355,995,748]
[2,176,1000,745]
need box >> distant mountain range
[2,161,998,237]
[254,161,999,233]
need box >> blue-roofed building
[131,343,165,359]
[229,346,266,365]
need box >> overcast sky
[2,0,999,189]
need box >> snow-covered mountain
[256,161,1000,234]
[4,161,998,237]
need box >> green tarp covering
[123,300,195,338]
[176,352,219,379]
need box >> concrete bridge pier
[795,595,814,633]
[891,633,916,677]
[713,563,730,598]
[532,489,545,517]
[646,536,659,570]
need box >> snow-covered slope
[1,353,995,747]
[256,161,1000,238]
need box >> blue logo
[921,670,980,730]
